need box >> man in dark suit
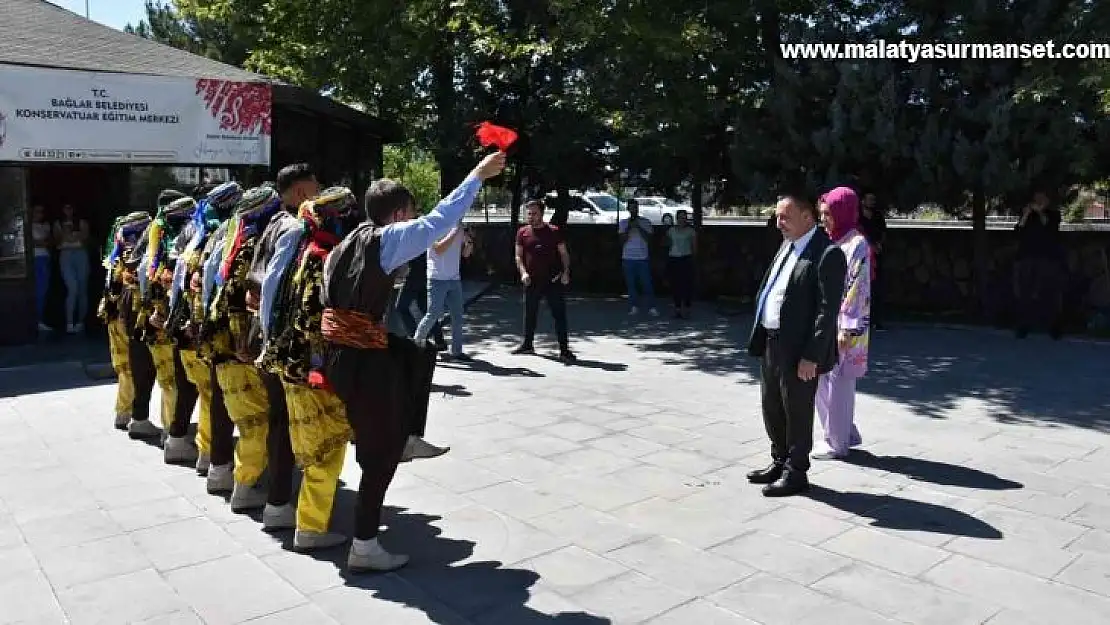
[747,195,847,496]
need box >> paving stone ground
[1,290,1109,624]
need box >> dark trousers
[209,361,236,467]
[262,370,294,506]
[391,336,438,438]
[759,333,818,474]
[396,286,445,345]
[1014,257,1064,333]
[128,337,157,422]
[522,280,569,350]
[667,255,695,308]
[327,335,435,540]
[168,347,199,437]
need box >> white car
[534,191,623,225]
[632,196,691,225]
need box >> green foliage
[383,144,441,215]
[156,0,1107,222]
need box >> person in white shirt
[618,199,658,315]
[413,220,473,359]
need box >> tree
[125,1,255,67]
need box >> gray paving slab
[1,291,1109,623]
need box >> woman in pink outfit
[813,187,871,460]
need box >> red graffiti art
[195,79,272,136]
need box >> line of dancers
[99,151,508,572]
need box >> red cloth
[476,122,518,151]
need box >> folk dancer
[320,151,506,572]
[207,186,286,511]
[98,211,152,431]
[259,187,365,550]
[167,181,243,481]
[245,164,319,531]
[814,187,870,460]
[134,193,199,449]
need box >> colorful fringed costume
[135,197,197,433]
[207,186,283,488]
[166,181,243,465]
[98,211,152,426]
[260,187,363,534]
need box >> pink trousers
[816,368,863,455]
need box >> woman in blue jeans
[31,205,53,332]
[53,204,91,334]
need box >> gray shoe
[293,530,348,551]
[229,481,267,512]
[195,453,211,476]
[262,503,295,531]
[128,419,161,440]
[206,463,234,494]
[164,436,199,464]
[347,538,409,573]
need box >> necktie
[756,242,794,322]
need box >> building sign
[0,64,271,165]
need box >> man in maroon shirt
[513,200,575,362]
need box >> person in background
[513,200,576,362]
[395,253,447,350]
[414,219,473,360]
[858,193,886,327]
[665,209,697,318]
[619,199,658,316]
[31,205,52,332]
[1014,191,1065,339]
[54,203,91,334]
[814,187,870,460]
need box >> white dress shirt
[757,225,817,330]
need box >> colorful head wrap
[299,186,362,242]
[218,185,282,281]
[819,186,860,242]
[102,211,152,269]
[190,181,244,236]
[147,196,198,280]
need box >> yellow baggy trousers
[178,348,213,456]
[148,342,178,432]
[215,362,270,485]
[283,382,350,534]
[108,319,135,419]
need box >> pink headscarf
[820,186,859,242]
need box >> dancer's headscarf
[219,185,282,282]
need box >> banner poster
[0,64,272,165]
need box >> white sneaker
[294,530,348,551]
[164,436,198,464]
[206,463,234,494]
[128,419,161,439]
[629,306,639,315]
[195,453,211,476]
[648,307,659,317]
[262,503,295,531]
[114,413,131,430]
[400,436,450,462]
[229,481,267,512]
[347,537,409,573]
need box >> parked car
[634,196,691,225]
[529,191,624,225]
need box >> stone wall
[462,222,1110,333]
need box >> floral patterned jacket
[835,230,871,378]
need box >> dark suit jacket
[748,228,847,374]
